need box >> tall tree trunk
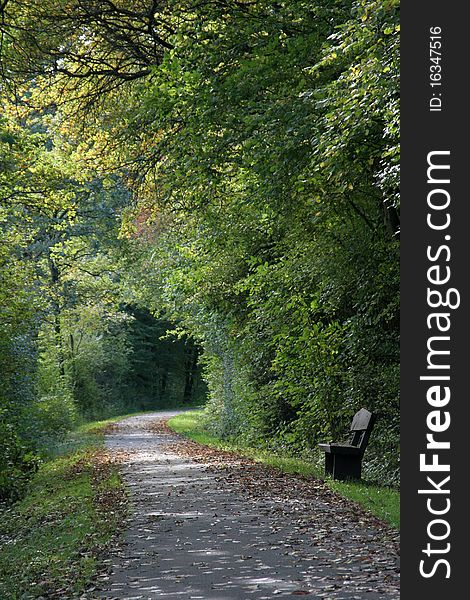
[48,255,65,377]
[183,346,198,404]
[160,369,168,401]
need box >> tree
[1,0,400,488]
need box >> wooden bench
[318,408,376,480]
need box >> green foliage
[27,394,78,446]
[0,413,39,503]
[1,0,400,491]
[0,106,203,500]
[118,0,401,484]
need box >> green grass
[76,412,138,434]
[167,410,400,529]
[329,479,399,529]
[0,418,128,599]
[43,412,144,460]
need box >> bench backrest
[348,408,376,454]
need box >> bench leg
[331,455,362,481]
[324,453,334,476]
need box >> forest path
[97,412,399,600]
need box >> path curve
[97,412,399,600]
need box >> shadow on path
[96,412,399,600]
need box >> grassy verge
[0,417,128,599]
[167,410,399,529]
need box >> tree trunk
[183,346,198,404]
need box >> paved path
[97,412,399,600]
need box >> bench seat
[318,443,362,455]
[318,408,375,480]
